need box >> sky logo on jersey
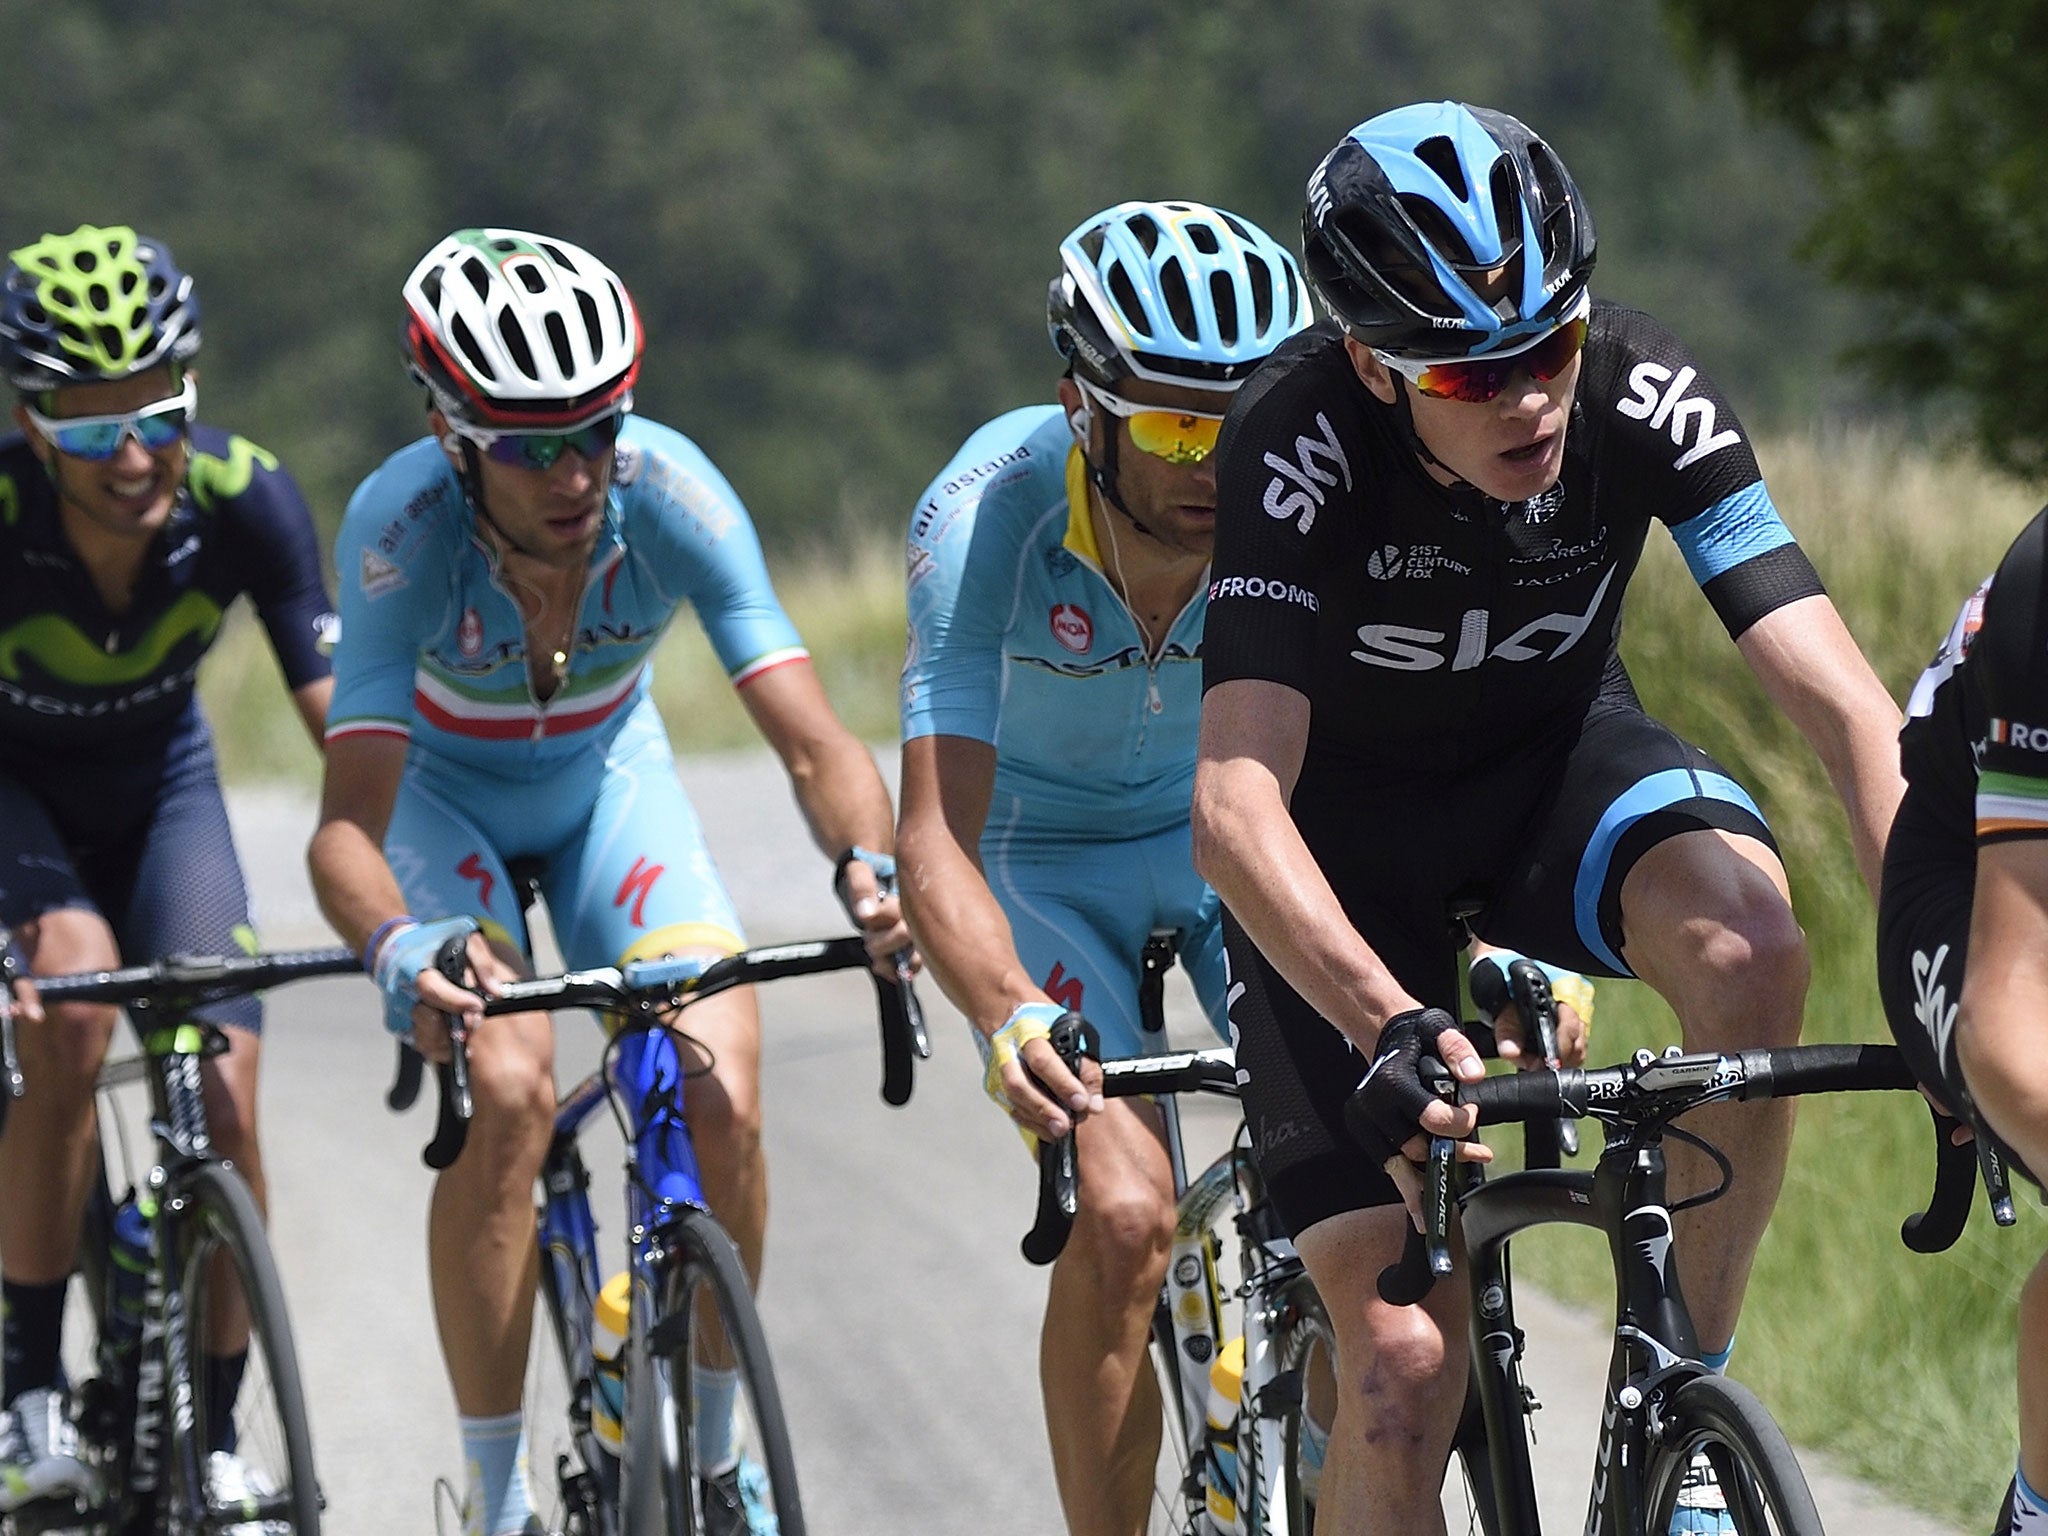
[1615,362,1743,472]
[1261,412,1351,534]
[1050,603,1094,654]
[1350,566,1616,671]
[1990,717,2048,753]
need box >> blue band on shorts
[1574,768,1766,973]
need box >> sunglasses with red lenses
[1375,315,1590,404]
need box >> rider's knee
[1337,1302,1462,1446]
[464,1019,556,1127]
[1689,899,1809,1039]
[26,999,118,1093]
[1957,1015,2048,1153]
[1070,1171,1174,1287]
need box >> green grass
[199,431,2041,1525]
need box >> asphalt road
[97,756,1956,1535]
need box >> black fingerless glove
[1343,1006,1460,1167]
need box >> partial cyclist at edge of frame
[0,223,337,1519]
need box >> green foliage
[1664,0,2048,476]
[3,0,1865,552]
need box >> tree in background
[1664,0,2048,475]
[1,0,1861,542]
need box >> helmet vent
[1396,196,1476,273]
[1108,265,1150,339]
[1129,214,1162,256]
[516,262,549,296]
[539,241,578,272]
[88,283,110,313]
[1414,136,1470,201]
[75,250,99,274]
[1189,222,1221,255]
[1209,272,1241,344]
[544,312,574,374]
[497,310,537,377]
[121,270,140,296]
[1158,260,1196,340]
[460,257,494,301]
[452,315,496,381]
[94,323,122,361]
[1220,212,1253,243]
[576,291,602,345]
[489,237,521,254]
[1246,254,1275,334]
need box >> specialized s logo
[1615,362,1743,471]
[1261,413,1351,534]
[1049,603,1093,654]
[1351,566,1616,671]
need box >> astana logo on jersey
[1349,566,1616,672]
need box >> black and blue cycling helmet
[1301,102,1595,360]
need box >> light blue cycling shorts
[982,800,1227,1059]
[384,696,746,969]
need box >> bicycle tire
[1641,1374,1823,1536]
[166,1160,322,1533]
[632,1207,804,1536]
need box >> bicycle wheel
[630,1207,803,1536]
[165,1160,322,1533]
[1145,1301,1206,1536]
[1641,1374,1823,1536]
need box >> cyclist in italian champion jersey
[305,229,905,1536]
[897,199,1589,1536]
[1192,103,1905,1535]
[1878,508,2048,1536]
[0,224,336,1512]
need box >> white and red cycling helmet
[402,228,641,429]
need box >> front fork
[537,1122,618,1530]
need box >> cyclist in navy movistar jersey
[1192,104,1905,1534]
[0,224,336,1513]
[897,199,1590,1536]
[305,228,905,1536]
[1878,509,2048,1536]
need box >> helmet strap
[1081,424,1161,544]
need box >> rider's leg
[1040,1094,1175,1536]
[1295,1205,1470,1536]
[0,909,119,1398]
[1617,828,1808,1355]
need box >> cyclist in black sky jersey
[1878,507,2048,1536]
[1190,102,1905,1534]
[0,224,335,1515]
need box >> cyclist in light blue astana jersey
[899,200,1592,1536]
[307,229,906,1536]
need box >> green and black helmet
[0,224,202,392]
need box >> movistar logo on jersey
[1349,566,1616,672]
[1261,413,1351,534]
[0,590,223,685]
[1615,363,1742,472]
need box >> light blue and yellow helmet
[1048,200,1311,395]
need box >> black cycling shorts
[0,706,261,1033]
[1227,696,1776,1238]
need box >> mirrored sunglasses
[1077,380,1228,465]
[1376,314,1590,404]
[452,410,625,471]
[23,377,198,461]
